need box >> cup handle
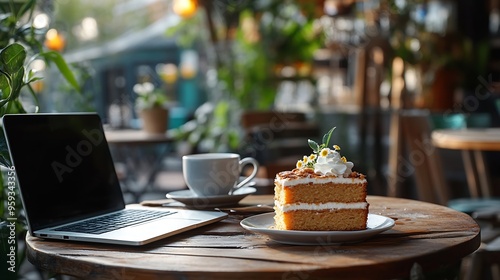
[231,157,259,194]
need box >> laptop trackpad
[105,215,204,240]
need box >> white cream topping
[314,149,353,177]
[276,176,366,187]
[275,202,368,212]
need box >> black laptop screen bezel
[2,113,125,232]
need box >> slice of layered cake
[274,127,368,231]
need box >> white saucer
[166,186,257,209]
[240,213,395,245]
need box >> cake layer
[274,208,368,231]
[274,182,367,204]
[274,201,368,212]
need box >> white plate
[166,186,256,209]
[240,213,395,245]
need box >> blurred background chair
[400,110,450,205]
[388,108,500,279]
[240,110,321,193]
[463,207,500,280]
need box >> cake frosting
[275,169,366,187]
[275,202,368,212]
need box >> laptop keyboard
[54,209,175,235]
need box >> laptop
[2,113,227,246]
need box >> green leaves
[0,43,81,116]
[308,139,319,153]
[0,43,26,108]
[0,74,10,98]
[0,129,11,167]
[39,51,80,93]
[0,43,26,73]
[15,0,36,20]
[322,127,336,148]
[308,127,336,153]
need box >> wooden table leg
[473,150,492,197]
[462,150,481,198]
[461,150,493,198]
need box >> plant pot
[139,107,169,133]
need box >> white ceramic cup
[182,153,259,197]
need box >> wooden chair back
[400,110,450,205]
[240,111,320,179]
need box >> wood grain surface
[432,128,500,151]
[26,195,480,280]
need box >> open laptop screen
[3,113,125,231]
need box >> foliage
[0,0,79,165]
[385,0,489,90]
[133,82,170,110]
[308,127,336,154]
[54,62,96,112]
[172,101,240,152]
[218,1,323,110]
[0,1,79,278]
[165,14,203,49]
[0,43,27,117]
[171,0,323,152]
[52,0,159,51]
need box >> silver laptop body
[2,113,226,246]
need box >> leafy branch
[308,127,336,153]
[0,0,80,167]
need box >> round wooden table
[26,195,480,279]
[432,128,500,197]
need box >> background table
[26,195,480,280]
[105,129,175,145]
[105,129,176,202]
[432,128,500,198]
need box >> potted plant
[134,82,170,133]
